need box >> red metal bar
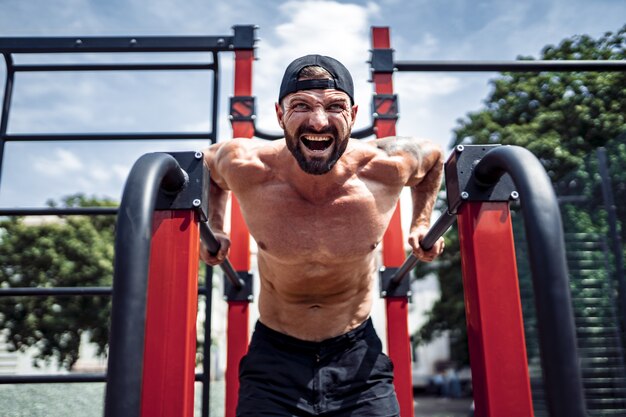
[457,202,534,417]
[141,210,200,417]
[372,26,413,417]
[224,47,254,417]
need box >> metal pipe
[473,145,587,417]
[0,286,209,297]
[104,152,187,417]
[13,63,215,72]
[0,372,208,384]
[0,287,111,296]
[4,132,212,141]
[0,53,15,186]
[395,60,626,72]
[210,51,219,144]
[0,207,117,216]
[389,210,456,284]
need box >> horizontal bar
[3,132,213,141]
[0,36,235,54]
[0,287,111,296]
[389,210,457,285]
[0,207,117,216]
[0,286,210,297]
[14,63,216,72]
[199,222,244,290]
[0,372,208,384]
[394,60,626,72]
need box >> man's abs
[256,254,375,342]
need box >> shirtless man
[202,55,444,416]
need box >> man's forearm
[409,144,444,232]
[208,178,229,233]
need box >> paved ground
[413,396,474,417]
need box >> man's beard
[285,124,350,175]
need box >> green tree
[0,194,116,369]
[416,25,626,365]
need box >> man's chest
[235,180,400,261]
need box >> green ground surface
[0,380,225,417]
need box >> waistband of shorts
[253,318,374,351]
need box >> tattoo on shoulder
[376,136,426,164]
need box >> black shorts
[236,318,400,417]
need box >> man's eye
[292,103,309,111]
[327,104,346,112]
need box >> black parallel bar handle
[104,152,187,417]
[199,222,244,289]
[474,145,587,417]
[389,210,456,285]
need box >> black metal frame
[0,27,256,417]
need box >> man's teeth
[303,135,332,141]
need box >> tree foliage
[0,194,116,369]
[416,25,626,365]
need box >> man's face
[276,89,358,175]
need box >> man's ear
[350,104,358,127]
[275,102,285,129]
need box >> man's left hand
[408,225,445,262]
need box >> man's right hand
[200,231,231,266]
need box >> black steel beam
[0,207,117,216]
[4,132,213,141]
[0,36,235,54]
[13,63,215,72]
[395,60,626,72]
[0,372,209,384]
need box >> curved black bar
[199,221,244,289]
[389,210,456,285]
[351,125,375,139]
[254,126,283,141]
[474,145,587,417]
[104,152,186,417]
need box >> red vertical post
[141,210,200,417]
[224,40,255,417]
[457,202,534,417]
[371,26,414,417]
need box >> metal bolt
[372,112,379,118]
[510,191,519,200]
[75,39,83,46]
[251,115,257,120]
[247,295,254,301]
[194,151,203,160]
[223,296,229,301]
[407,291,413,297]
[130,38,137,45]
[380,291,387,297]
[456,145,465,153]
[192,199,202,207]
[461,192,469,200]
[217,38,225,46]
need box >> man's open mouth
[301,135,333,152]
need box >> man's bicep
[375,136,442,186]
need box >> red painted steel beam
[141,210,200,417]
[372,26,413,417]
[457,202,534,417]
[224,47,254,417]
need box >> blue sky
[0,0,624,207]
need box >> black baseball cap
[278,54,354,104]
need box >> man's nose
[308,107,329,130]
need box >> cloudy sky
[0,0,624,207]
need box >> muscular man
[202,55,444,416]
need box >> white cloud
[32,148,83,177]
[252,0,375,132]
